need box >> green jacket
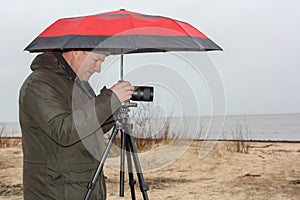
[19,52,121,200]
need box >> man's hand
[110,81,134,102]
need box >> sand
[0,140,299,200]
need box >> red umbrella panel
[25,9,222,54]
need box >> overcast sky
[1,0,300,122]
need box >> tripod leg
[125,135,136,200]
[119,130,126,197]
[126,134,149,200]
[84,126,119,200]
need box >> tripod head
[122,101,138,108]
[115,100,137,130]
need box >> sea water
[166,113,300,141]
[1,113,300,141]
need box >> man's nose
[95,65,101,73]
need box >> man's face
[73,51,106,81]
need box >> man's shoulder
[20,68,70,95]
[27,68,66,84]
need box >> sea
[1,113,299,141]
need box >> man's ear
[72,50,85,59]
[71,50,78,58]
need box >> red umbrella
[25,9,222,54]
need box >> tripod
[84,101,149,200]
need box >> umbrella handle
[120,54,124,81]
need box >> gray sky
[1,0,300,122]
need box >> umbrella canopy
[25,9,222,54]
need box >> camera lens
[131,86,154,102]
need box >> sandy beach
[0,140,299,200]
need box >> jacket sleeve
[19,77,121,147]
[101,114,116,133]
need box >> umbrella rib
[172,20,205,50]
[62,17,92,49]
[128,14,138,51]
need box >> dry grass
[0,138,22,148]
[225,123,251,153]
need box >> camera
[131,86,154,102]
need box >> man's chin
[80,74,92,82]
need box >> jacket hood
[30,52,71,78]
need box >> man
[19,50,133,199]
